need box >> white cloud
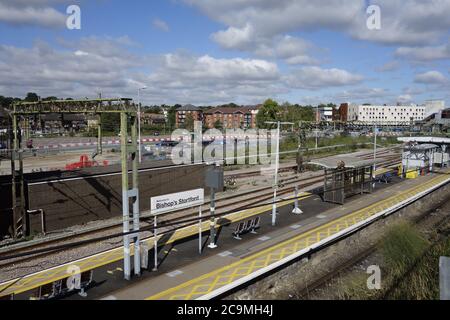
[187,0,450,47]
[397,94,413,103]
[284,66,364,90]
[0,1,67,28]
[395,44,450,61]
[0,39,286,105]
[211,23,254,50]
[414,71,448,84]
[152,18,170,32]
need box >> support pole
[11,114,18,238]
[198,206,202,254]
[272,122,280,226]
[131,115,141,276]
[97,114,102,155]
[373,123,377,176]
[153,216,158,272]
[120,112,131,280]
[208,187,217,249]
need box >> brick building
[204,105,260,129]
[175,104,202,128]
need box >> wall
[0,162,219,236]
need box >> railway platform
[1,168,447,300]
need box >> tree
[213,119,223,130]
[25,92,39,102]
[184,113,194,131]
[167,105,178,130]
[101,113,120,134]
[43,96,58,101]
[256,98,280,128]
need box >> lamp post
[316,105,319,150]
[265,121,294,226]
[373,122,377,176]
[137,86,147,163]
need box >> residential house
[175,104,203,128]
[204,105,260,129]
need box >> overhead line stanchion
[120,112,131,280]
[153,215,158,272]
[131,114,141,276]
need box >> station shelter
[308,155,380,205]
[398,137,450,178]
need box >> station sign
[150,188,204,215]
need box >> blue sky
[0,0,450,106]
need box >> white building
[347,104,426,124]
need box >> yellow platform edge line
[146,172,450,300]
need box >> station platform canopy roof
[398,136,450,144]
[404,143,439,151]
[308,154,382,169]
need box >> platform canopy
[308,154,383,169]
[398,136,450,144]
[404,143,439,152]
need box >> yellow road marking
[0,192,311,297]
[147,172,450,300]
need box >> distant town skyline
[0,1,449,106]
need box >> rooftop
[308,154,383,169]
[177,104,200,111]
[398,136,450,144]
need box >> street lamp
[265,121,294,226]
[316,105,319,150]
[137,86,147,163]
[373,122,377,176]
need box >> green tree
[213,119,223,130]
[256,98,280,128]
[25,92,39,102]
[101,113,120,134]
[184,113,194,131]
[43,96,58,101]
[167,105,178,130]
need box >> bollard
[292,185,303,214]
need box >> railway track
[295,187,450,300]
[0,153,401,268]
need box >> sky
[0,0,450,106]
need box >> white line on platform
[218,251,233,257]
[166,270,184,278]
